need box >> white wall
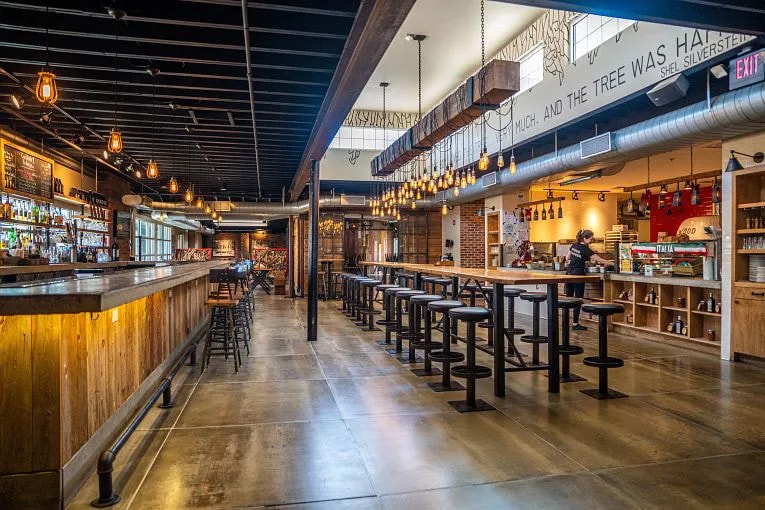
[320,149,378,181]
[442,205,460,265]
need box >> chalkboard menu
[1,140,54,202]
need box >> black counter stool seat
[448,306,494,413]
[374,284,401,327]
[391,289,425,362]
[409,294,447,376]
[426,300,466,392]
[519,292,549,368]
[378,286,407,347]
[397,272,415,288]
[353,278,379,324]
[581,303,627,400]
[359,279,383,331]
[557,298,587,383]
[345,275,367,318]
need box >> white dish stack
[749,254,765,282]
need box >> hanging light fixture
[658,184,667,209]
[442,202,448,215]
[689,146,700,206]
[712,176,722,204]
[548,202,555,220]
[643,156,652,211]
[626,191,637,213]
[167,176,178,194]
[509,99,517,174]
[557,200,563,219]
[35,5,58,105]
[204,203,211,214]
[184,187,193,203]
[571,190,579,200]
[541,203,547,220]
[107,9,125,153]
[146,68,160,178]
[533,205,539,221]
[598,191,606,202]
[196,196,203,209]
[477,0,489,173]
[672,182,682,208]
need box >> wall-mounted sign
[0,139,53,202]
[729,49,764,90]
[114,211,131,239]
[213,238,235,258]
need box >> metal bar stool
[427,300,466,392]
[375,284,404,346]
[558,298,587,382]
[519,292,550,368]
[358,279,382,331]
[393,289,425,363]
[581,303,627,400]
[503,288,528,368]
[448,306,494,412]
[409,294,445,376]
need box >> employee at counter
[565,229,613,331]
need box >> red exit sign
[729,50,765,90]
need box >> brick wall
[459,199,485,268]
[100,171,132,261]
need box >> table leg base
[561,373,587,383]
[427,381,465,392]
[448,399,495,413]
[410,367,442,377]
[580,388,628,400]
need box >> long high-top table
[360,261,600,396]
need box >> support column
[307,160,320,342]
[287,215,295,298]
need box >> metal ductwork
[435,82,765,205]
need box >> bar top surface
[0,260,156,277]
[361,262,600,285]
[0,260,230,315]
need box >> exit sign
[729,50,764,90]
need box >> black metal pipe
[306,159,320,341]
[91,343,194,507]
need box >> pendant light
[658,184,667,210]
[672,182,682,208]
[533,205,539,221]
[146,68,160,179]
[107,9,125,153]
[477,0,489,173]
[196,196,203,209]
[557,200,563,219]
[689,146,701,206]
[518,208,525,223]
[541,204,547,220]
[509,100,517,174]
[712,176,722,204]
[442,202,448,215]
[35,4,58,105]
[548,202,555,220]
[626,191,636,213]
[183,132,193,203]
[643,156,652,212]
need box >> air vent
[580,132,612,159]
[481,172,499,187]
[340,194,366,206]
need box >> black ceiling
[0,0,361,201]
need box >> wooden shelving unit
[604,278,721,349]
[732,165,765,358]
[486,211,500,269]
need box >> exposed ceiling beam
[288,0,417,201]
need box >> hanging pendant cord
[151,78,155,159]
[480,0,486,150]
[45,4,49,68]
[113,20,119,129]
[418,39,422,122]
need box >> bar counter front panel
[0,261,226,508]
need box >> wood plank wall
[0,275,208,476]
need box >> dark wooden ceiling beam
[288,0,417,201]
[492,0,765,35]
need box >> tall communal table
[365,262,599,396]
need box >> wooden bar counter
[0,260,228,508]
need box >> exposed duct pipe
[436,82,765,206]
[240,0,263,197]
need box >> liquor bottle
[707,292,716,313]
[674,315,684,335]
[111,240,119,261]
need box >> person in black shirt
[565,229,614,330]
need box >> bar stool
[448,306,494,412]
[202,297,242,374]
[519,292,549,367]
[397,272,415,289]
[359,279,382,331]
[427,300,466,392]
[339,273,353,312]
[396,289,426,364]
[375,285,403,345]
[558,298,587,383]
[409,294,446,376]
[581,303,627,400]
[422,276,451,296]
[380,286,407,349]
[353,278,378,325]
[503,288,527,367]
[343,275,363,318]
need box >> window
[134,218,174,261]
[518,44,545,93]
[329,126,408,150]
[571,14,635,62]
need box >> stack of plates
[749,255,765,282]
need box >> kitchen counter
[0,259,230,315]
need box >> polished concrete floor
[69,292,765,509]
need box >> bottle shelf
[691,310,721,317]
[663,306,687,312]
[737,229,765,234]
[738,201,765,209]
[737,249,765,254]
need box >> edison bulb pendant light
[509,154,517,174]
[107,128,123,153]
[447,173,454,186]
[497,153,505,169]
[437,176,444,189]
[478,149,489,171]
[195,197,203,209]
[35,70,58,105]
[454,186,460,197]
[411,200,416,209]
[184,187,193,203]
[168,176,179,194]
[205,203,211,214]
[442,203,448,215]
[460,175,467,188]
[416,189,422,200]
[146,159,159,179]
